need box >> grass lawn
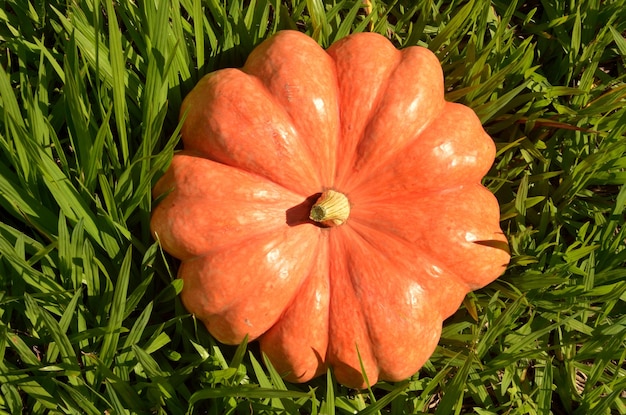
[1,0,625,413]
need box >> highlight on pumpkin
[309,189,351,227]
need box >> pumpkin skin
[151,30,510,389]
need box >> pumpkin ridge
[245,68,340,188]
[169,226,315,264]
[409,185,509,289]
[346,107,450,194]
[346,218,471,299]
[150,152,319,260]
[259,235,331,383]
[326,32,402,189]
[336,222,468,382]
[345,101,496,197]
[345,248,378,384]
[179,225,323,344]
[242,30,340,187]
[346,183,465,207]
[271,230,328,319]
[326,223,460,387]
[345,45,446,188]
[325,227,380,387]
[361,98,447,171]
[179,68,322,194]
[349,184,508,291]
[177,146,318,199]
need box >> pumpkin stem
[309,190,350,227]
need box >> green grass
[1,0,625,413]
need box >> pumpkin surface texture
[151,30,511,389]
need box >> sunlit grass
[1,0,625,413]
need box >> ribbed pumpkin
[151,30,510,389]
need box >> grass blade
[99,246,132,368]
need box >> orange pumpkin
[151,30,510,389]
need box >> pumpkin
[151,30,510,389]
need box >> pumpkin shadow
[286,193,322,227]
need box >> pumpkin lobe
[309,190,350,227]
